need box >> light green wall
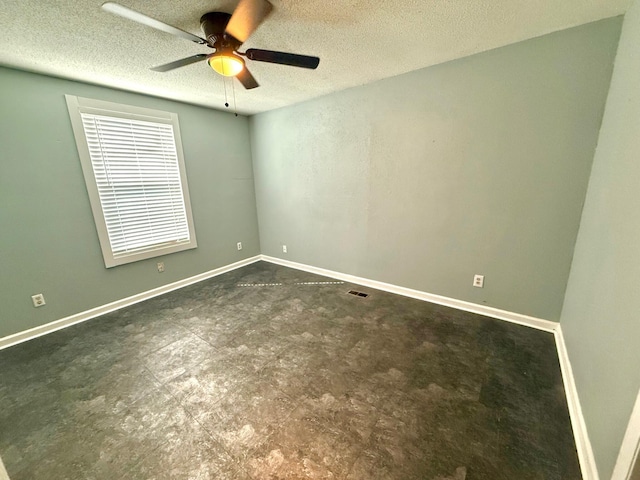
[560,2,640,478]
[0,67,260,338]
[250,18,622,321]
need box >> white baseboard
[554,325,600,480]
[612,389,640,480]
[260,255,557,333]
[0,455,9,480]
[0,255,261,351]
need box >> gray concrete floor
[0,262,581,479]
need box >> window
[66,95,197,268]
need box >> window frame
[66,95,197,268]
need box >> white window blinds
[66,95,197,268]
[81,113,190,256]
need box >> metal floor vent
[348,290,369,298]
[295,281,344,285]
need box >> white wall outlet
[157,262,165,273]
[31,294,45,307]
[237,242,242,251]
[473,274,484,288]
[282,245,287,253]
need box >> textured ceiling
[0,0,631,115]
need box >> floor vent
[348,290,369,298]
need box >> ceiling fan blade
[151,54,209,72]
[245,49,320,69]
[225,0,273,43]
[102,2,206,45]
[236,67,260,89]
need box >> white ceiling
[0,0,631,115]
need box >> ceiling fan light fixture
[208,52,244,77]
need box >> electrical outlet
[157,262,165,273]
[237,242,242,251]
[282,245,287,253]
[473,274,484,288]
[31,294,46,307]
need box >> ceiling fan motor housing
[200,12,236,47]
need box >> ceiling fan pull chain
[231,76,238,116]
[223,73,229,108]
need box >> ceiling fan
[102,0,320,89]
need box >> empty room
[1,0,640,479]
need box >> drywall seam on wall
[260,255,557,332]
[555,325,600,480]
[0,255,261,351]
[612,389,640,480]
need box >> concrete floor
[0,262,581,479]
